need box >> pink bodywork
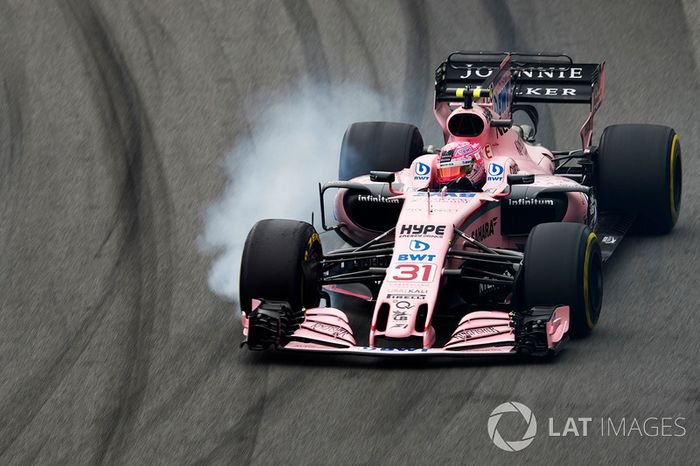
[242,96,586,356]
[358,107,581,351]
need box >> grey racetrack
[1,1,698,464]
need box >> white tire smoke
[199,83,403,302]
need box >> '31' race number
[388,264,436,282]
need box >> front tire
[239,219,322,315]
[522,223,603,338]
[597,124,682,233]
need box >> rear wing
[434,51,605,147]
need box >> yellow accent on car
[473,87,482,98]
[669,134,679,220]
[583,232,597,329]
[456,88,464,98]
[304,232,320,261]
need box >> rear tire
[239,219,322,314]
[339,121,424,180]
[522,223,603,338]
[597,124,682,233]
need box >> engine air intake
[447,112,485,137]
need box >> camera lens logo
[487,402,537,452]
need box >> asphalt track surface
[0,1,698,464]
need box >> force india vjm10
[239,52,682,358]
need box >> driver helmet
[436,142,486,185]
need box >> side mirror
[369,171,395,183]
[370,171,402,195]
[507,173,535,185]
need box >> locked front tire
[522,223,603,338]
[239,219,323,315]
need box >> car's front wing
[243,301,570,358]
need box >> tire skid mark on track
[401,0,430,125]
[0,1,25,173]
[138,306,239,434]
[0,0,175,457]
[204,1,340,459]
[0,22,149,447]
[0,239,130,458]
[190,0,256,144]
[192,379,269,465]
[193,364,326,464]
[282,0,331,86]
[335,0,382,92]
[127,2,181,97]
[0,0,26,227]
[55,1,174,463]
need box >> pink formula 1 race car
[239,52,682,358]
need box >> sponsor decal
[494,78,511,117]
[309,322,350,340]
[361,346,429,352]
[453,326,500,340]
[386,285,430,293]
[387,264,437,282]
[357,194,400,204]
[414,191,476,198]
[601,236,616,244]
[464,346,509,353]
[409,240,430,252]
[405,206,461,213]
[390,305,411,329]
[414,162,431,182]
[397,253,436,262]
[386,294,426,300]
[458,65,495,79]
[514,138,527,156]
[399,224,447,237]
[395,301,414,309]
[520,67,584,79]
[456,145,481,158]
[484,144,494,159]
[487,163,505,182]
[470,217,498,242]
[507,198,554,206]
[519,86,577,96]
[459,66,585,81]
